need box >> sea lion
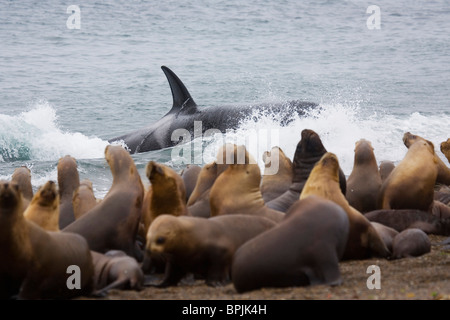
[180,164,201,202]
[57,155,80,229]
[266,129,347,213]
[72,179,98,220]
[231,196,349,293]
[140,161,187,236]
[11,166,33,208]
[90,250,144,297]
[23,180,60,232]
[0,181,94,299]
[441,138,450,164]
[346,139,382,213]
[209,145,285,223]
[392,229,431,259]
[365,209,450,236]
[300,152,390,259]
[371,222,399,253]
[63,145,144,261]
[260,146,293,203]
[379,137,438,211]
[379,160,395,183]
[403,132,450,185]
[144,214,276,287]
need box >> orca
[108,66,317,154]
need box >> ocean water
[0,0,449,198]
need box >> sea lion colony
[1,131,449,299]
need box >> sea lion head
[146,161,186,200]
[105,145,140,181]
[187,161,218,206]
[0,180,22,214]
[57,155,79,193]
[403,132,435,151]
[354,139,376,165]
[312,152,340,182]
[262,146,292,176]
[33,181,59,209]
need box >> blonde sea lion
[231,196,349,293]
[23,180,60,232]
[72,179,98,220]
[260,146,293,203]
[0,181,94,299]
[63,145,145,261]
[144,214,276,287]
[346,139,382,213]
[379,137,438,211]
[441,138,450,164]
[266,129,347,213]
[300,152,390,260]
[403,132,450,185]
[209,145,285,223]
[57,155,80,229]
[11,166,33,208]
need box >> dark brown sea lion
[144,214,276,287]
[403,132,450,185]
[441,138,450,164]
[260,146,293,203]
[24,180,60,232]
[63,145,144,261]
[300,152,390,259]
[180,164,202,202]
[266,129,347,213]
[231,196,349,293]
[72,179,97,220]
[90,250,144,297]
[0,181,94,299]
[346,139,382,213]
[379,138,438,211]
[392,229,431,259]
[379,160,395,183]
[371,222,399,253]
[57,155,80,229]
[209,146,285,223]
[11,166,33,208]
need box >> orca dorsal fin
[161,66,197,115]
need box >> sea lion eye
[156,236,165,245]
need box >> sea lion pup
[57,155,80,229]
[392,229,431,259]
[378,137,438,211]
[11,166,33,209]
[371,222,399,253]
[346,139,382,213]
[180,164,201,202]
[140,161,187,235]
[441,138,450,164]
[266,129,347,213]
[300,152,390,260]
[63,145,144,261]
[379,160,395,183]
[143,214,276,287]
[90,250,144,297]
[231,196,349,293]
[209,145,285,223]
[72,179,97,220]
[0,181,94,300]
[403,132,450,185]
[364,209,450,236]
[260,146,293,203]
[23,180,60,232]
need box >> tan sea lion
[266,129,347,213]
[379,137,438,211]
[72,179,97,220]
[11,166,33,208]
[392,229,431,259]
[140,161,187,236]
[441,138,450,164]
[63,145,145,261]
[403,132,450,185]
[346,139,382,213]
[260,146,293,203]
[379,160,395,183]
[209,145,285,223]
[231,196,349,293]
[300,152,390,259]
[24,180,60,232]
[144,214,276,287]
[90,250,144,297]
[57,155,80,229]
[0,181,94,299]
[180,164,202,202]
